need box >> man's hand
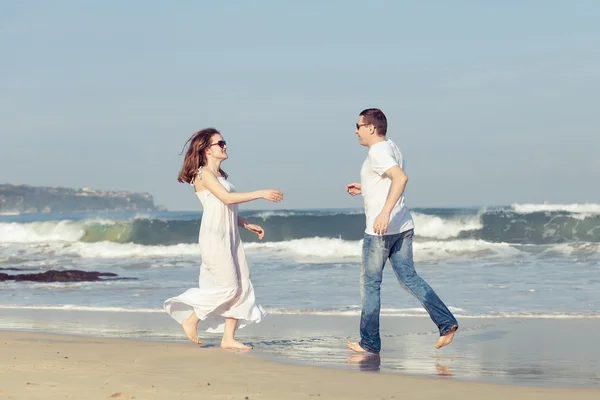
[373,211,391,235]
[245,223,265,240]
[346,183,362,196]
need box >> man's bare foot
[220,339,252,350]
[347,341,369,353]
[435,325,458,349]
[181,314,201,344]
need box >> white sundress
[163,168,266,332]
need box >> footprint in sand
[108,393,135,399]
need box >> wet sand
[1,308,599,397]
[2,330,599,400]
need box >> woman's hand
[245,224,265,240]
[346,183,361,196]
[261,189,283,203]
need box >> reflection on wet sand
[347,352,381,372]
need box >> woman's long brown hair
[177,128,228,184]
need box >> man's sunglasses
[356,123,371,129]
[210,140,227,149]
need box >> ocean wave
[462,209,600,244]
[2,204,600,246]
[412,212,482,239]
[3,237,526,262]
[0,213,487,244]
[0,220,86,243]
[14,237,600,262]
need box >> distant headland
[0,183,165,214]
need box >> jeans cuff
[358,340,380,354]
[440,324,459,336]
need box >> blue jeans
[359,229,458,353]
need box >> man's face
[355,116,372,146]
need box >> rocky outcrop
[0,269,135,282]
[0,183,163,213]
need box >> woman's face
[206,133,228,161]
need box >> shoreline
[1,310,600,390]
[2,330,600,400]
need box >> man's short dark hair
[359,108,387,136]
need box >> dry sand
[1,331,598,400]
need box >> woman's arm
[196,169,282,206]
[237,215,265,240]
[237,215,249,228]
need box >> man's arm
[372,165,408,235]
[381,165,408,213]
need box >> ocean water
[1,203,599,321]
[2,204,600,386]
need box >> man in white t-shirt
[346,108,458,354]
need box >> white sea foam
[0,304,597,319]
[245,237,362,260]
[55,242,202,259]
[511,203,600,214]
[412,212,481,239]
[0,304,162,312]
[7,237,520,261]
[247,209,363,219]
[414,239,520,261]
[246,237,519,262]
[0,219,121,244]
[248,210,302,219]
[541,242,600,256]
[0,221,85,243]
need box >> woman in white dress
[164,128,283,350]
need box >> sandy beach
[1,326,599,400]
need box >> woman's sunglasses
[210,140,227,149]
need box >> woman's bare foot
[220,339,252,350]
[435,363,453,377]
[347,341,369,353]
[182,313,201,344]
[435,325,458,349]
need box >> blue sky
[1,1,599,210]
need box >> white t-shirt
[360,139,414,235]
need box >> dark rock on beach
[0,267,33,271]
[0,269,134,282]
